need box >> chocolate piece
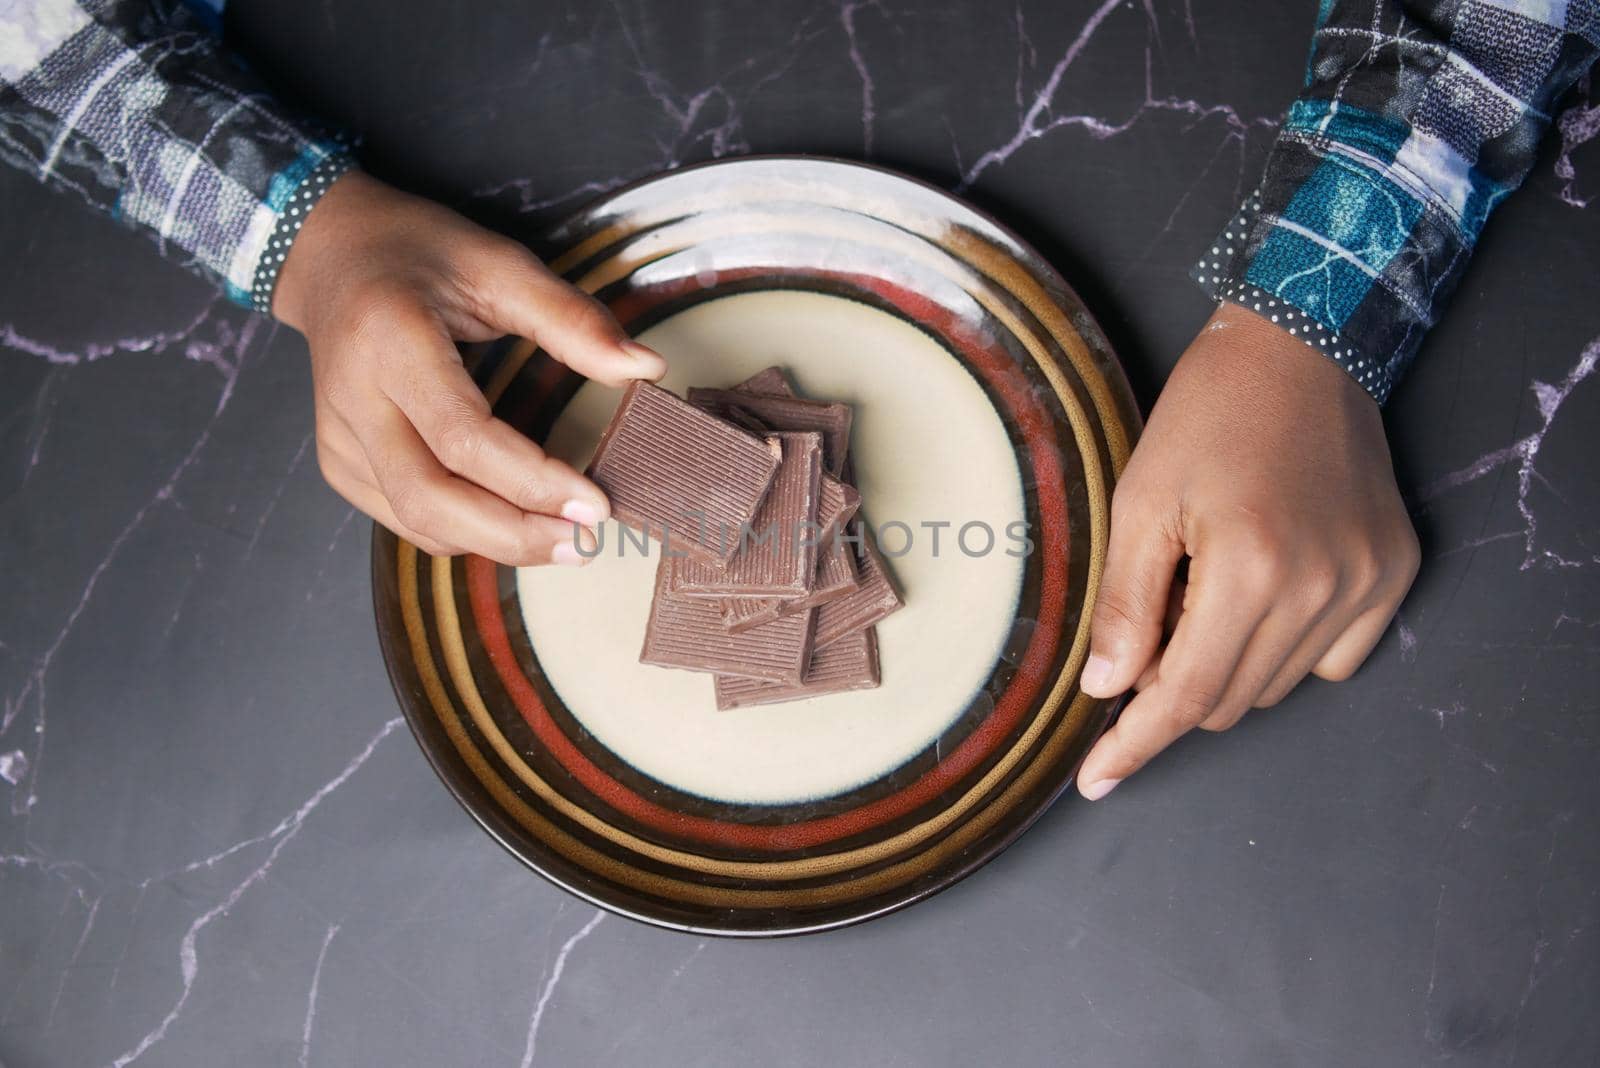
[813,530,860,600]
[640,557,814,685]
[687,388,853,477]
[814,522,903,650]
[733,366,798,397]
[820,475,862,531]
[667,432,824,600]
[719,475,861,632]
[586,382,780,565]
[714,627,880,709]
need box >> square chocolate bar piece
[714,626,881,709]
[586,381,780,565]
[640,557,815,685]
[687,388,853,477]
[719,473,861,632]
[814,521,903,650]
[668,431,825,600]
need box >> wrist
[1196,301,1379,412]
[271,169,394,334]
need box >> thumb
[1081,492,1183,698]
[476,247,668,387]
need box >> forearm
[1198,1,1598,403]
[0,0,354,308]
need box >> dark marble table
[3,2,1597,1065]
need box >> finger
[1080,494,1185,698]
[1194,606,1325,732]
[1313,601,1403,682]
[1256,566,1409,705]
[316,426,459,556]
[379,322,609,524]
[1312,555,1417,683]
[1253,600,1358,707]
[1130,578,1187,692]
[1133,653,1162,693]
[359,401,596,567]
[469,245,667,386]
[330,463,458,557]
[1076,574,1266,799]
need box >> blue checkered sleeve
[1198,1,1599,403]
[0,0,356,310]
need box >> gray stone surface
[2,2,1596,1065]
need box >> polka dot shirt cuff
[1193,196,1396,406]
[1212,281,1391,405]
[248,154,357,314]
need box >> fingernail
[561,498,607,527]
[1079,777,1121,801]
[1080,653,1115,695]
[552,526,596,567]
[619,340,667,377]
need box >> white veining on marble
[106,884,149,995]
[1397,619,1419,662]
[244,431,316,560]
[44,893,100,1028]
[304,507,362,600]
[518,909,605,1068]
[0,298,221,368]
[1554,76,1596,209]
[1420,881,1449,1044]
[598,936,711,1058]
[156,552,205,645]
[669,938,709,979]
[108,716,400,1067]
[2,315,264,823]
[473,6,823,214]
[1417,334,1600,570]
[300,923,341,1068]
[839,0,886,154]
[17,367,61,490]
[0,748,26,785]
[956,0,1276,192]
[1011,2,1038,112]
[1504,812,1575,1066]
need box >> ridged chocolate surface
[815,522,903,650]
[687,388,853,477]
[713,626,880,709]
[587,381,780,565]
[720,475,861,631]
[640,557,814,685]
[668,432,823,599]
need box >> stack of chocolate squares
[585,368,902,709]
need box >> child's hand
[273,171,666,565]
[1075,301,1419,799]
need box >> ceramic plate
[372,157,1140,936]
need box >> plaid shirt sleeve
[1198,1,1599,403]
[0,0,355,310]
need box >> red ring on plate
[466,268,1072,851]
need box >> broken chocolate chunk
[732,365,798,398]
